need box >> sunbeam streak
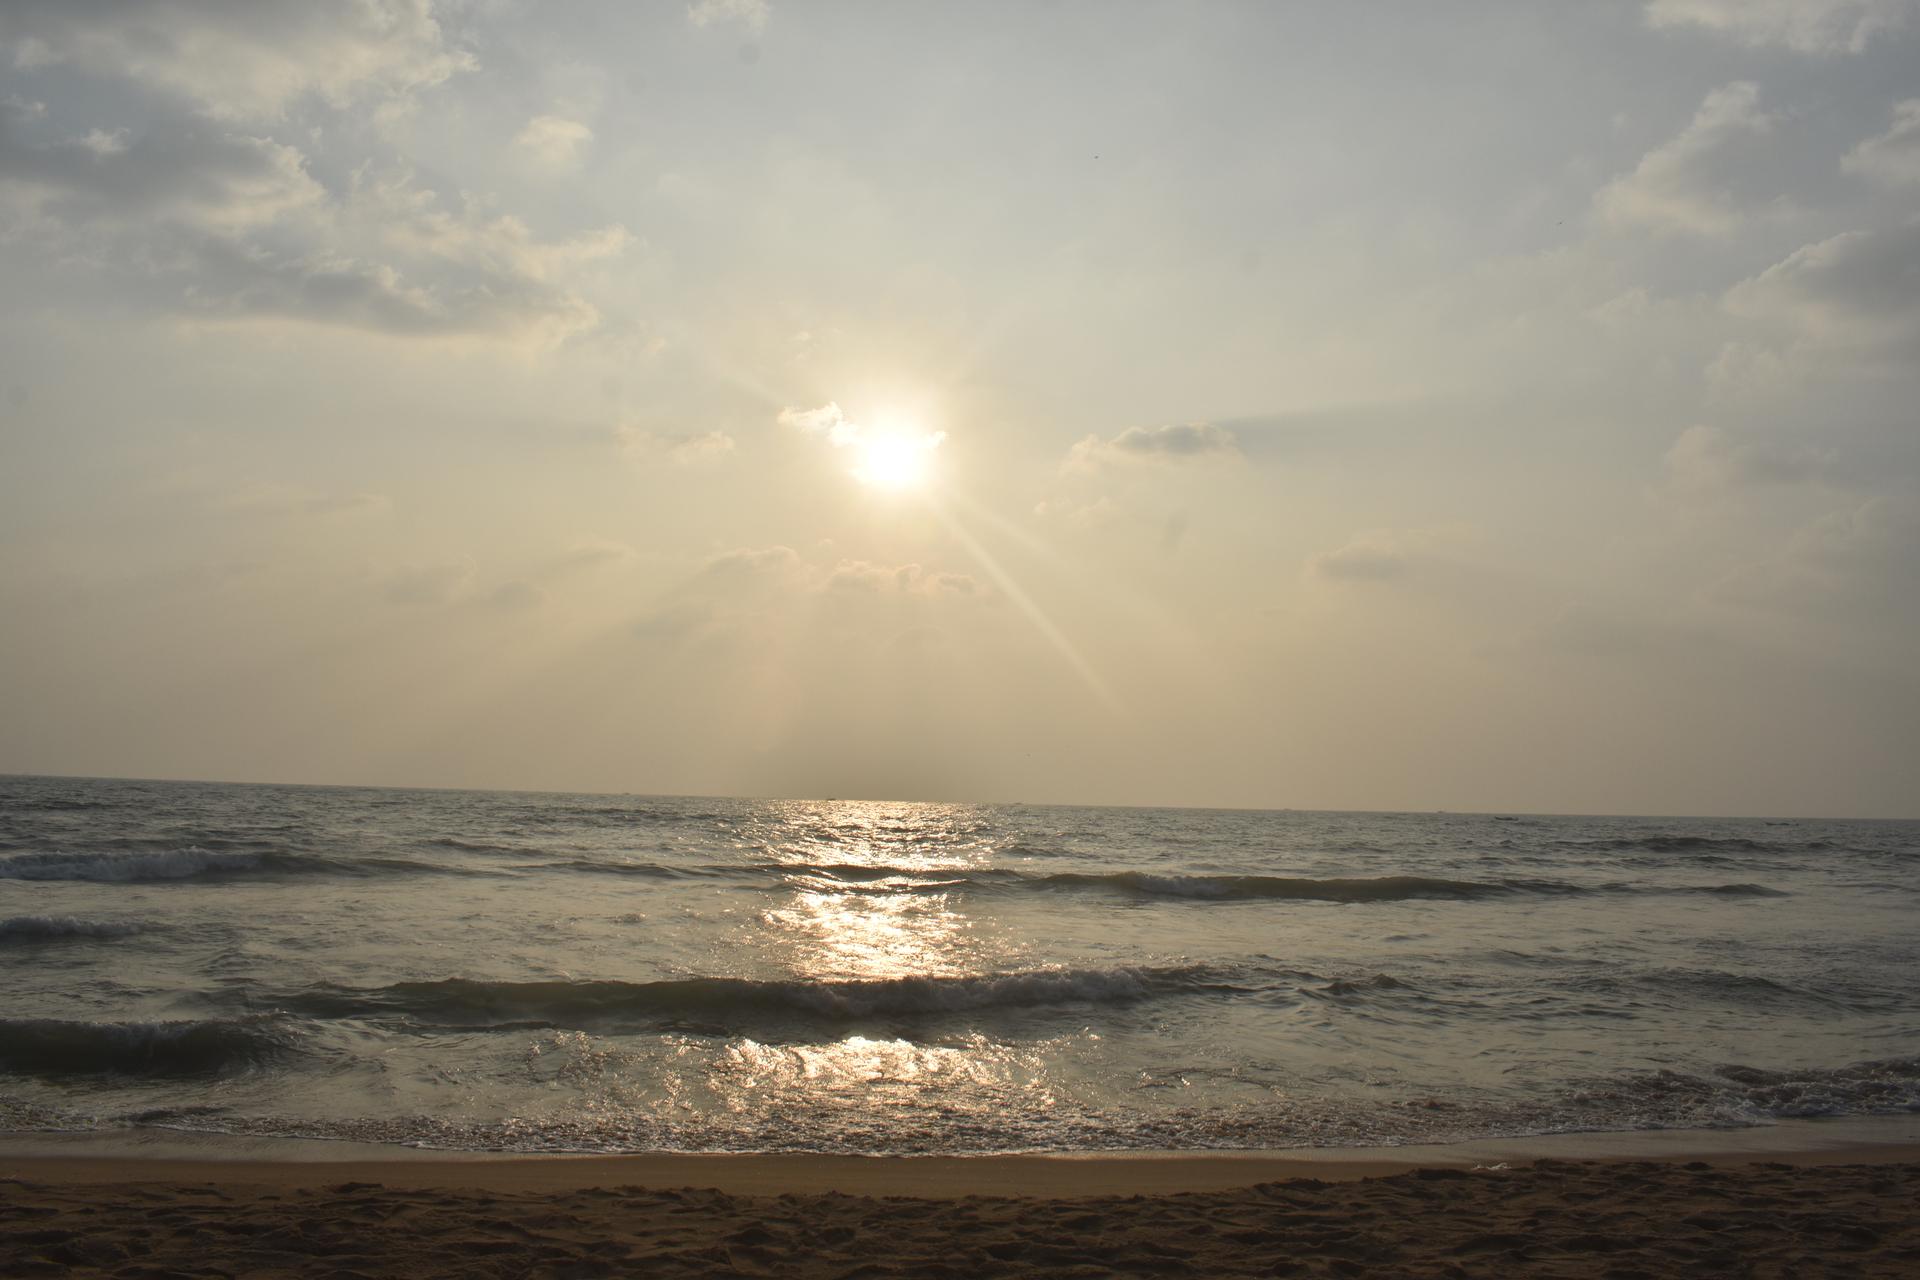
[927,494,1122,714]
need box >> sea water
[1,775,1915,1153]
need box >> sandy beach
[5,1123,1918,1277]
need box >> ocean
[1,774,1915,1155]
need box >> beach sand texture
[4,1157,1916,1278]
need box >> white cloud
[777,401,858,446]
[824,561,981,599]
[1310,529,1438,582]
[0,102,627,345]
[1842,100,1920,187]
[1064,422,1239,471]
[618,426,737,466]
[359,173,632,283]
[0,0,475,120]
[1713,494,1920,622]
[702,544,803,583]
[776,401,945,463]
[514,114,594,169]
[1660,424,1826,495]
[688,0,770,35]
[1595,82,1775,236]
[1644,0,1916,53]
[1724,222,1920,357]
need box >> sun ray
[926,494,1122,714]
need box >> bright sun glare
[854,431,942,491]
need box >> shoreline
[5,1124,1917,1277]
[6,1114,1918,1196]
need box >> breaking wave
[0,1016,297,1077]
[0,915,143,942]
[1568,1056,1920,1124]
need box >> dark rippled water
[1,774,1916,1153]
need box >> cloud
[0,101,323,232]
[544,541,635,576]
[487,580,545,611]
[1713,494,1920,621]
[179,237,605,343]
[1309,529,1436,582]
[1842,100,1920,188]
[694,547,979,601]
[0,0,475,120]
[363,175,632,283]
[701,544,803,584]
[222,486,391,517]
[1643,0,1915,53]
[0,103,626,345]
[382,558,476,606]
[687,0,770,35]
[776,401,946,466]
[1595,82,1775,236]
[1064,422,1240,471]
[778,401,858,446]
[1032,495,1120,527]
[824,561,981,598]
[514,114,593,169]
[618,425,737,466]
[1724,221,1920,357]
[1660,425,1826,495]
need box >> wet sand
[4,1123,1918,1276]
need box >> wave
[539,858,692,878]
[686,861,1792,904]
[1620,835,1775,853]
[1571,1056,1920,1123]
[426,837,527,855]
[1032,871,1539,903]
[0,796,110,812]
[0,847,506,883]
[0,915,143,942]
[0,1016,296,1077]
[1670,882,1789,897]
[275,965,1237,1029]
[0,847,282,881]
[1566,833,1846,858]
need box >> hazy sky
[2,1,1917,815]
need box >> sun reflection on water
[742,799,1022,982]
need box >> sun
[853,430,944,491]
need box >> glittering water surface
[2,775,1915,1152]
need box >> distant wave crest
[1034,871,1535,903]
[279,965,1236,1029]
[723,863,1787,904]
[0,847,504,883]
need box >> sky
[1,0,1917,816]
